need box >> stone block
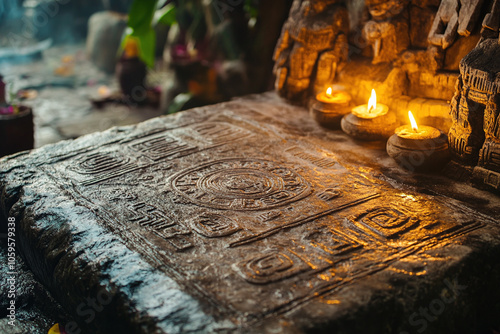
[409,71,457,100]
[1,93,499,333]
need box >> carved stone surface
[1,93,500,333]
[425,0,485,72]
[273,0,349,104]
[364,0,410,64]
[448,31,500,191]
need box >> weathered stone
[410,0,440,8]
[480,0,500,40]
[363,0,410,65]
[273,0,350,105]
[427,0,469,49]
[457,0,485,37]
[1,93,500,333]
[407,70,457,101]
[448,37,500,191]
[273,0,492,112]
[0,237,70,333]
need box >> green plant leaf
[156,0,170,8]
[124,0,159,68]
[133,29,156,68]
[156,3,176,26]
[128,0,158,35]
[168,93,192,114]
[245,0,258,19]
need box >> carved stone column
[448,0,500,191]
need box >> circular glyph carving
[171,159,311,210]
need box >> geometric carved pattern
[234,250,310,284]
[351,207,419,239]
[258,211,282,222]
[309,230,362,256]
[189,214,241,238]
[43,117,491,322]
[190,122,252,144]
[285,147,337,168]
[127,202,193,250]
[171,159,312,211]
[71,152,130,174]
[130,135,196,161]
[127,202,173,230]
[316,188,341,201]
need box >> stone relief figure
[448,0,500,190]
[273,0,349,104]
[363,0,410,64]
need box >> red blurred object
[0,105,34,157]
[0,75,6,105]
[0,74,34,157]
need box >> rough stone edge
[0,118,236,334]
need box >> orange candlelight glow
[367,89,376,113]
[98,85,111,97]
[394,111,440,140]
[408,111,419,132]
[351,88,388,119]
[316,86,351,104]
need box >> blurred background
[0,0,292,156]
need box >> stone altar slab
[1,93,500,334]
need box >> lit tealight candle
[395,111,441,140]
[316,87,351,104]
[310,86,352,129]
[341,89,397,140]
[351,89,389,119]
[387,111,449,171]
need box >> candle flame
[98,85,111,97]
[367,89,376,113]
[326,87,333,97]
[408,111,419,132]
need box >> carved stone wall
[273,0,349,104]
[273,0,493,133]
[448,0,500,191]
